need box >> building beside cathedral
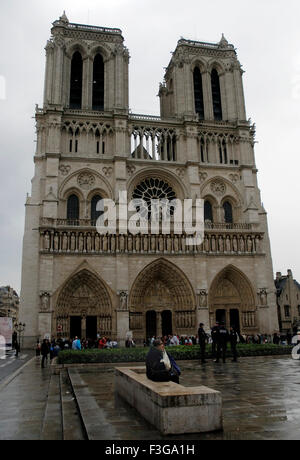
[20,13,279,346]
[275,270,300,335]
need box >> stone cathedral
[20,13,279,347]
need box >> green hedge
[57,344,293,365]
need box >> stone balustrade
[40,228,264,255]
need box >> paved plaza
[0,355,299,440]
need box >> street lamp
[14,322,26,353]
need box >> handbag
[168,353,181,376]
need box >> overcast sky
[0,0,299,294]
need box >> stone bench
[115,366,222,435]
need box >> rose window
[132,178,177,219]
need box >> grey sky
[0,0,299,293]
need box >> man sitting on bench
[146,339,180,384]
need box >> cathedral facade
[20,13,279,346]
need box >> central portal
[162,310,172,336]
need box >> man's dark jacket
[146,347,172,382]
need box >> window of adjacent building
[284,305,291,318]
[67,195,79,222]
[193,67,204,120]
[91,195,104,225]
[92,54,104,111]
[223,201,233,224]
[204,201,213,222]
[211,69,222,121]
[70,52,83,109]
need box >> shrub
[57,344,293,365]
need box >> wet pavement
[79,355,300,440]
[0,355,300,440]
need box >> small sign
[57,325,63,332]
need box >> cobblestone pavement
[0,355,300,440]
[79,355,300,440]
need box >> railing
[40,218,254,232]
[40,229,264,255]
[177,38,235,51]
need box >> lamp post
[14,322,26,353]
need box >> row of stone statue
[41,231,264,254]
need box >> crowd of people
[36,336,119,367]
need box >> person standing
[211,321,220,359]
[229,326,239,362]
[198,323,208,364]
[41,339,50,368]
[215,322,229,363]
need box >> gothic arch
[127,167,188,200]
[200,176,243,207]
[53,268,114,338]
[65,42,89,60]
[208,265,257,331]
[89,43,111,61]
[207,60,226,75]
[59,168,114,201]
[129,258,196,312]
[190,58,207,73]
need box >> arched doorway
[129,259,196,341]
[146,311,157,338]
[209,265,257,334]
[54,269,112,339]
[162,310,172,336]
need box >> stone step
[68,369,119,440]
[40,373,63,440]
[60,369,86,440]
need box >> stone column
[202,71,214,120]
[81,315,86,340]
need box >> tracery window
[92,54,104,111]
[223,201,233,224]
[132,178,177,219]
[91,195,104,225]
[211,69,222,121]
[67,194,79,222]
[204,200,213,222]
[193,67,204,119]
[70,52,83,109]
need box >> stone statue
[159,234,164,252]
[174,235,179,252]
[119,234,125,252]
[167,235,172,253]
[128,234,133,252]
[40,293,50,312]
[70,233,76,251]
[233,236,238,252]
[218,236,224,253]
[111,235,116,253]
[211,236,216,252]
[239,236,245,253]
[119,291,128,311]
[247,236,252,253]
[103,234,108,252]
[204,236,210,252]
[95,234,100,252]
[135,234,140,252]
[78,233,84,252]
[86,233,92,252]
[54,233,59,252]
[151,235,156,252]
[143,234,148,252]
[226,236,231,252]
[44,233,50,251]
[62,233,68,252]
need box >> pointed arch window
[193,67,204,120]
[93,54,104,111]
[204,200,213,223]
[211,69,222,121]
[223,201,233,224]
[67,194,79,223]
[70,52,83,109]
[91,195,104,225]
